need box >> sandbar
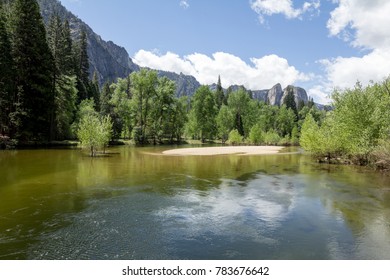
[162,146,284,156]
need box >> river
[1,145,390,259]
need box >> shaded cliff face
[37,0,199,96]
[281,85,309,105]
[37,0,139,85]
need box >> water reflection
[0,146,390,259]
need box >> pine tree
[75,28,90,102]
[283,87,298,119]
[47,14,78,140]
[100,82,112,117]
[60,19,74,75]
[91,71,100,111]
[215,75,225,109]
[11,0,55,140]
[0,2,14,136]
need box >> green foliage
[276,105,296,137]
[263,130,281,145]
[283,86,298,117]
[228,89,251,136]
[216,105,234,143]
[11,0,55,141]
[228,129,243,145]
[47,14,78,140]
[75,29,90,102]
[77,112,112,157]
[300,114,320,153]
[188,85,217,142]
[290,125,299,145]
[214,75,225,108]
[248,123,264,145]
[0,3,13,136]
[130,69,158,144]
[54,75,77,139]
[300,79,390,164]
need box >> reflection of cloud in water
[328,214,390,259]
[156,174,298,245]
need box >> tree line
[0,0,98,144]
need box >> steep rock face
[37,0,138,85]
[267,83,284,106]
[251,89,268,102]
[157,71,201,97]
[281,85,309,105]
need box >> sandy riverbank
[162,146,284,156]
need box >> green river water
[1,145,390,259]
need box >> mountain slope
[36,0,314,106]
[37,0,138,84]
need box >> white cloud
[250,0,320,24]
[327,0,390,49]
[133,50,310,90]
[324,0,390,90]
[321,49,390,89]
[180,0,189,9]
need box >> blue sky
[61,0,390,104]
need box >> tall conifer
[11,0,54,140]
[0,2,13,135]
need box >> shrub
[228,129,243,145]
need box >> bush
[77,114,113,157]
[228,129,243,145]
[248,124,264,145]
[263,130,280,145]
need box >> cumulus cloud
[324,0,390,90]
[133,50,310,89]
[327,0,390,49]
[250,0,320,24]
[180,0,189,9]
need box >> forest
[0,0,389,169]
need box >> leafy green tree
[228,129,243,145]
[188,85,217,142]
[290,125,299,145]
[109,77,132,139]
[77,113,112,157]
[300,113,320,153]
[11,0,55,140]
[216,105,234,143]
[148,76,176,143]
[263,130,281,145]
[249,123,264,145]
[170,96,188,142]
[276,105,296,137]
[130,69,158,144]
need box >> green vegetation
[1,0,389,168]
[300,80,390,169]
